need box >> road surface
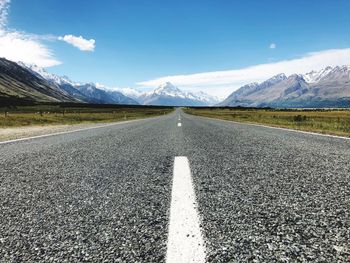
[1,109,349,262]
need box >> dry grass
[0,104,173,127]
[184,107,350,137]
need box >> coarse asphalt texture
[1,109,349,262]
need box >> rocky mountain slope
[3,56,350,108]
[74,83,138,105]
[14,61,139,105]
[220,66,350,108]
[0,58,77,103]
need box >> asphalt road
[1,109,349,262]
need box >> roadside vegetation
[0,103,173,127]
[184,107,350,137]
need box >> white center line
[177,123,182,127]
[166,156,206,263]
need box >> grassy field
[184,107,350,137]
[0,103,173,127]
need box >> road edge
[0,116,161,145]
[183,112,350,141]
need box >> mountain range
[1,57,350,107]
[0,58,138,105]
[137,82,219,106]
[219,66,350,108]
[18,62,139,105]
[0,58,218,106]
[0,58,76,105]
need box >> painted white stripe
[166,156,206,263]
[0,119,143,145]
[192,114,350,140]
[178,123,182,127]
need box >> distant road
[1,109,349,262]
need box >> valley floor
[184,108,350,138]
[0,104,173,141]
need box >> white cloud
[269,43,276,49]
[0,1,60,67]
[0,1,95,67]
[137,47,350,97]
[0,30,61,67]
[59,35,95,51]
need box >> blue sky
[1,0,350,97]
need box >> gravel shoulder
[0,117,157,142]
[0,123,110,142]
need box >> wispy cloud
[0,0,60,67]
[0,30,61,67]
[269,43,276,49]
[58,35,95,51]
[0,0,95,67]
[137,47,350,97]
[0,0,10,28]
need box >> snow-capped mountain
[74,83,138,104]
[315,65,350,82]
[0,57,77,103]
[105,87,142,101]
[219,66,350,108]
[117,87,142,99]
[303,66,333,83]
[139,82,219,106]
[18,62,139,105]
[142,82,185,97]
[18,62,76,86]
[98,83,220,106]
[191,91,220,105]
[12,60,350,108]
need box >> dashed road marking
[166,156,206,263]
